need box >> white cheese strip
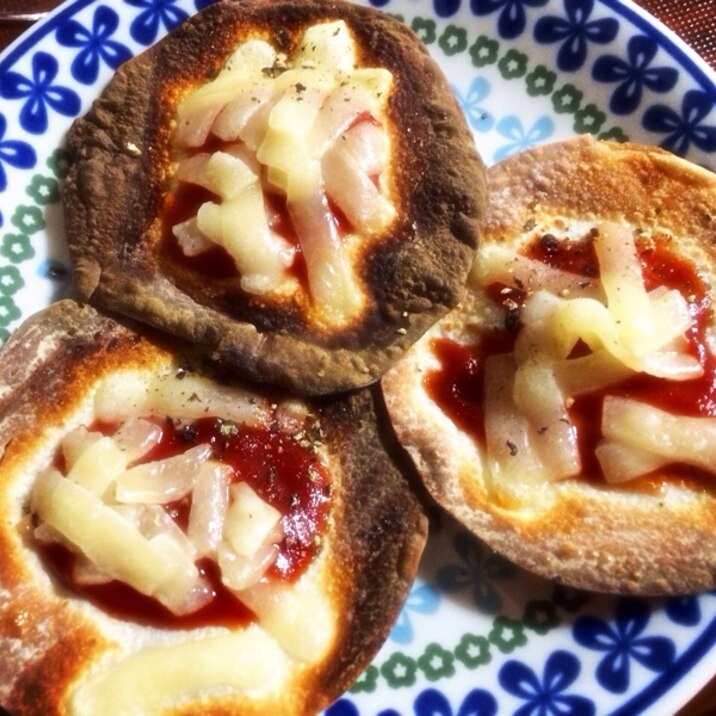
[175,39,278,147]
[65,436,129,497]
[197,194,294,294]
[483,353,550,489]
[323,140,396,235]
[512,355,580,480]
[187,461,232,558]
[293,20,356,74]
[339,120,389,176]
[553,348,634,395]
[177,151,256,198]
[223,482,282,558]
[602,396,716,473]
[595,439,671,483]
[181,149,295,290]
[594,221,654,350]
[31,469,203,610]
[94,371,272,426]
[531,293,698,379]
[218,536,280,592]
[70,626,291,716]
[237,574,336,662]
[170,20,393,322]
[259,83,327,195]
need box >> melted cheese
[173,21,395,325]
[70,626,291,715]
[28,366,338,710]
[476,222,706,487]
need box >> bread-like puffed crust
[0,300,427,715]
[383,135,716,595]
[63,0,485,396]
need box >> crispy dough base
[0,300,427,715]
[383,135,716,595]
[63,0,485,396]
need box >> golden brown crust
[383,135,716,595]
[0,299,427,715]
[63,0,485,396]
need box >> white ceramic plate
[1,1,716,713]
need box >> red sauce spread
[38,416,331,629]
[426,232,715,483]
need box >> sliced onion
[174,96,227,148]
[309,84,370,157]
[113,418,162,463]
[136,505,198,561]
[471,243,603,299]
[239,93,281,152]
[114,443,212,504]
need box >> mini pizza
[63,0,485,396]
[383,135,716,595]
[0,300,427,715]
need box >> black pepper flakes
[540,233,559,255]
[181,424,199,442]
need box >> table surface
[1,0,715,714]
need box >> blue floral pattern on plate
[573,599,676,694]
[0,1,716,714]
[56,5,133,84]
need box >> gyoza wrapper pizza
[384,136,716,595]
[63,0,485,395]
[0,300,427,715]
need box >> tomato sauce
[38,416,331,629]
[426,233,715,483]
